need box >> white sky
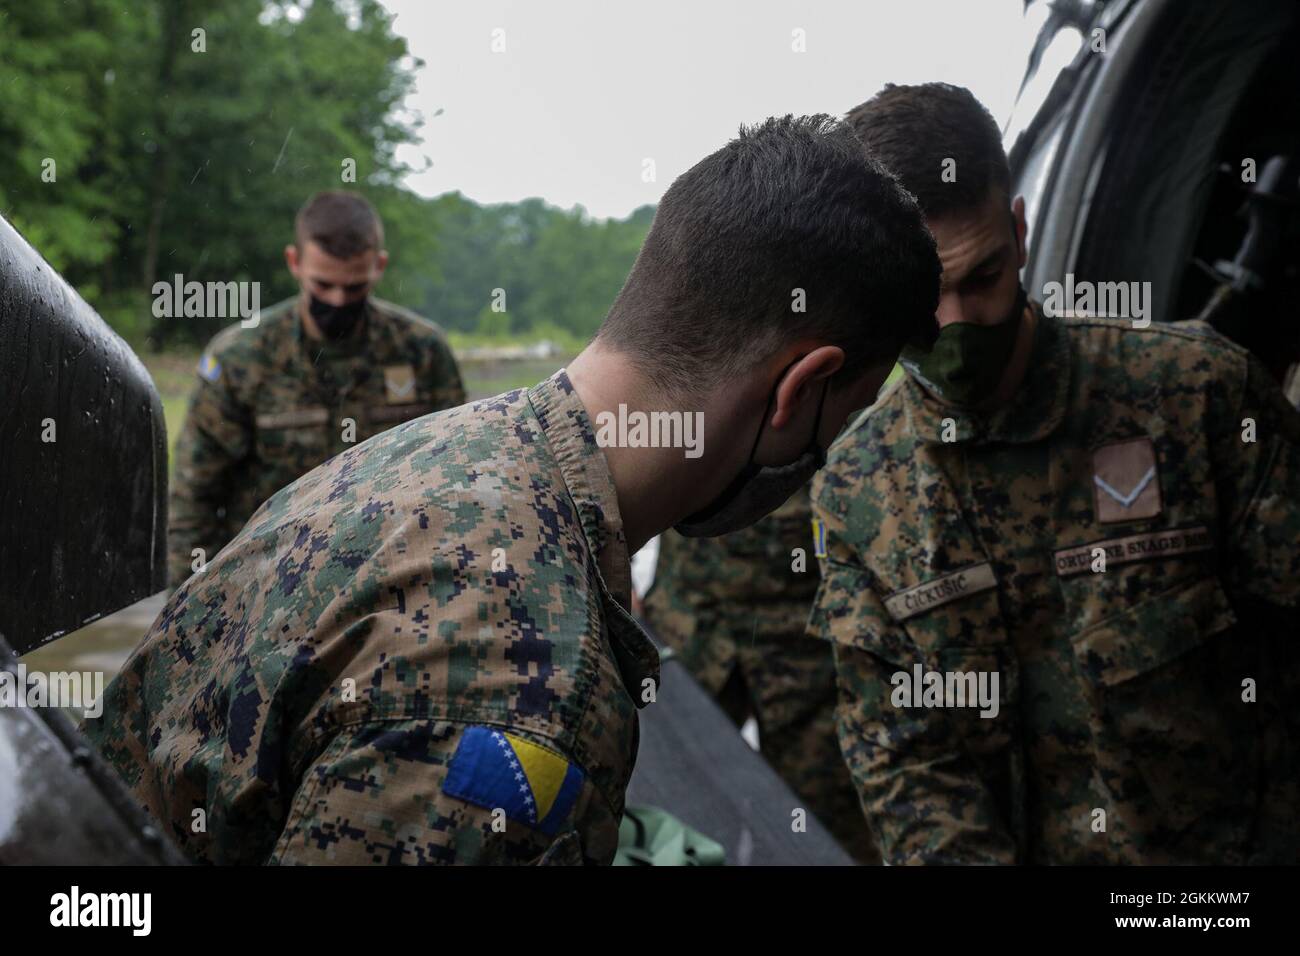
[380,0,1038,220]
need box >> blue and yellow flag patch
[443,726,585,835]
[197,353,222,383]
[812,516,827,559]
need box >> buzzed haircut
[845,83,1010,219]
[294,191,385,259]
[597,114,940,395]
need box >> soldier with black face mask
[167,190,465,587]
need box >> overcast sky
[380,0,1040,220]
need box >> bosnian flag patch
[443,726,585,835]
[812,516,827,559]
[197,353,222,383]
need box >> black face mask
[673,365,829,538]
[308,295,367,340]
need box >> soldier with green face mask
[898,283,1027,408]
[812,83,1300,865]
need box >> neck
[988,302,1037,407]
[566,342,751,553]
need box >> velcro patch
[443,726,585,835]
[883,563,997,622]
[1054,525,1213,577]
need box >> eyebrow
[309,278,368,290]
[941,244,1009,291]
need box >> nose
[935,291,968,329]
[318,288,349,307]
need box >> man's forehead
[927,198,1012,285]
[299,241,378,279]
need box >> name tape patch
[254,407,330,430]
[1054,525,1212,577]
[884,563,997,622]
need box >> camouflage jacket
[167,296,465,585]
[644,489,820,675]
[811,310,1300,864]
[85,371,660,865]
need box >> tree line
[0,0,652,350]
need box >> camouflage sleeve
[269,720,618,865]
[167,366,252,586]
[1212,355,1300,612]
[425,333,466,410]
[810,503,1017,865]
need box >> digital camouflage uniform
[643,489,878,863]
[810,308,1300,864]
[84,370,660,865]
[168,295,465,586]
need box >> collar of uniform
[527,369,633,607]
[527,370,660,706]
[903,303,1071,446]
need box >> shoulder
[819,374,916,495]
[1063,317,1250,387]
[197,298,297,381]
[257,386,539,527]
[370,297,454,349]
[812,375,923,545]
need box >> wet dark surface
[0,214,167,654]
[0,633,182,865]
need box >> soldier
[643,490,878,863]
[83,115,941,864]
[167,190,465,586]
[811,83,1300,864]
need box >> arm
[167,363,252,586]
[1212,354,1300,612]
[426,334,467,410]
[269,720,616,865]
[810,507,1018,865]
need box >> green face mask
[900,286,1027,407]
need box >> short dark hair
[294,191,385,258]
[845,83,1010,219]
[597,114,939,394]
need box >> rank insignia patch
[383,364,416,404]
[1092,436,1162,523]
[443,726,585,835]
